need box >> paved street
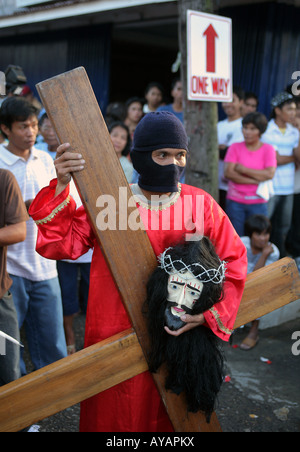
[23,314,299,432]
[217,317,300,432]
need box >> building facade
[0,0,299,115]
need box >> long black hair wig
[143,237,226,422]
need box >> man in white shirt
[0,96,67,375]
[262,92,300,256]
[35,114,92,355]
[217,87,245,210]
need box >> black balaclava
[130,111,188,192]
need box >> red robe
[29,179,247,432]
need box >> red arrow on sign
[203,24,219,73]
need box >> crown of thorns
[158,247,226,284]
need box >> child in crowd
[36,113,59,159]
[143,82,164,113]
[124,97,144,139]
[240,214,279,350]
[109,121,133,183]
[157,78,183,123]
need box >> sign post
[187,10,232,102]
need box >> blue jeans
[226,199,268,236]
[9,275,67,375]
[57,261,91,316]
[267,194,294,257]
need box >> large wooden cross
[0,68,299,432]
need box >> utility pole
[178,0,219,200]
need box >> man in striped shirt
[0,97,67,375]
[262,91,300,257]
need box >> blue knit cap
[131,111,188,153]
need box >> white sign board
[187,10,232,102]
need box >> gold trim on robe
[34,196,71,225]
[133,183,182,211]
[209,306,233,336]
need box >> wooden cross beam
[0,258,299,432]
[34,66,221,432]
[1,68,299,433]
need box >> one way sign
[187,10,232,102]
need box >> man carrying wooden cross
[29,111,247,432]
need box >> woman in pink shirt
[224,112,277,235]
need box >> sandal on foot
[240,336,259,351]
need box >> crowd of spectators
[0,73,299,392]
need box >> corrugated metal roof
[0,0,173,20]
[2,1,75,17]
